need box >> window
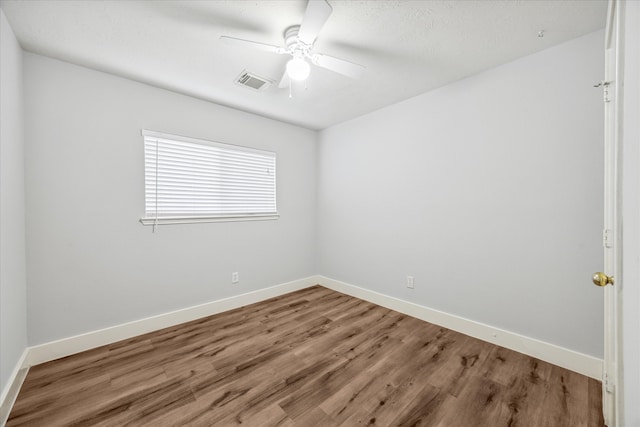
[140,130,277,226]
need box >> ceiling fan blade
[298,0,333,45]
[312,54,365,79]
[219,36,286,54]
[278,70,290,89]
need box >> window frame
[139,129,278,226]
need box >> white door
[598,0,623,425]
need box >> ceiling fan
[220,0,365,89]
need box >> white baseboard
[25,276,321,367]
[318,275,603,380]
[0,348,29,426]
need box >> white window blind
[140,130,277,226]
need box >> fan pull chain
[289,79,293,99]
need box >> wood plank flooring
[7,286,604,426]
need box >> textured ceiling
[0,0,607,130]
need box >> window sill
[139,214,279,226]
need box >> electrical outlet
[406,276,414,289]
[232,272,239,284]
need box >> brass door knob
[592,272,614,287]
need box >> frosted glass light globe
[286,57,310,81]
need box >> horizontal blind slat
[144,133,276,218]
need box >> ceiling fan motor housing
[284,25,311,58]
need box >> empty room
[1,0,638,426]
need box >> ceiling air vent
[235,70,272,92]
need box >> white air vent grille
[235,71,272,91]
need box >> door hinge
[603,228,613,248]
[594,81,612,102]
[603,372,615,394]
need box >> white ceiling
[1,0,607,130]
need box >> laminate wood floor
[8,286,604,426]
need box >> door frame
[602,0,624,425]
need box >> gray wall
[23,54,317,345]
[0,9,27,397]
[317,30,605,357]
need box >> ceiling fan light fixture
[286,56,310,81]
